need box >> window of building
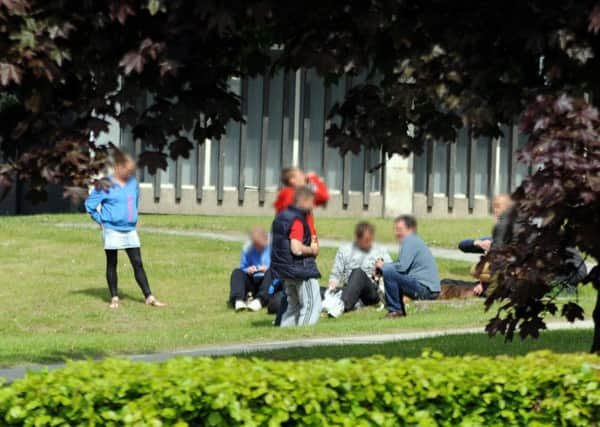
[413,145,427,194]
[498,125,511,193]
[244,77,264,187]
[454,127,469,195]
[266,72,284,188]
[349,149,365,192]
[324,80,346,191]
[434,142,448,194]
[475,136,490,196]
[180,139,197,186]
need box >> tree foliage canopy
[4,0,600,349]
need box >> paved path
[0,320,593,383]
[53,222,481,263]
[55,223,598,270]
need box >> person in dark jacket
[271,186,322,327]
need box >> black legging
[105,248,152,299]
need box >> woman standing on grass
[84,150,166,309]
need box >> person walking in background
[327,222,392,316]
[84,150,166,309]
[376,215,440,319]
[271,187,322,327]
[229,226,275,312]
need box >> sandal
[146,296,167,308]
[109,297,120,309]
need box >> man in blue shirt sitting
[375,215,440,319]
[229,227,273,312]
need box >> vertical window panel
[209,140,219,186]
[160,157,176,185]
[475,137,490,195]
[368,149,382,192]
[181,136,197,186]
[413,147,427,194]
[266,72,284,188]
[454,127,469,194]
[222,78,242,187]
[244,77,263,187]
[324,80,346,191]
[498,125,511,193]
[434,142,448,194]
[306,70,325,175]
[350,149,365,192]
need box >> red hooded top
[274,173,330,234]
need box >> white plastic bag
[322,289,345,318]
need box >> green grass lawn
[35,212,494,248]
[0,215,594,368]
[241,330,594,360]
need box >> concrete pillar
[383,154,413,218]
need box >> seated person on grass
[489,201,587,294]
[376,215,440,319]
[442,194,514,298]
[327,222,392,315]
[457,194,513,254]
[229,226,274,312]
[443,194,586,298]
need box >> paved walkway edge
[52,222,482,263]
[1,320,593,383]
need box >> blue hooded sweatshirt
[84,176,139,231]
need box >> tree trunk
[592,286,600,354]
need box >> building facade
[101,71,529,219]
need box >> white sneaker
[235,300,247,311]
[247,299,262,312]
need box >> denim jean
[382,266,437,313]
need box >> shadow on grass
[239,330,594,361]
[70,287,146,304]
[250,319,276,328]
[0,347,110,370]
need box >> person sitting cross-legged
[457,194,513,254]
[327,222,392,316]
[229,226,274,312]
[376,215,440,319]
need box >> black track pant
[229,268,274,306]
[105,248,153,299]
[341,269,380,311]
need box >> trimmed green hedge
[1,351,599,426]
